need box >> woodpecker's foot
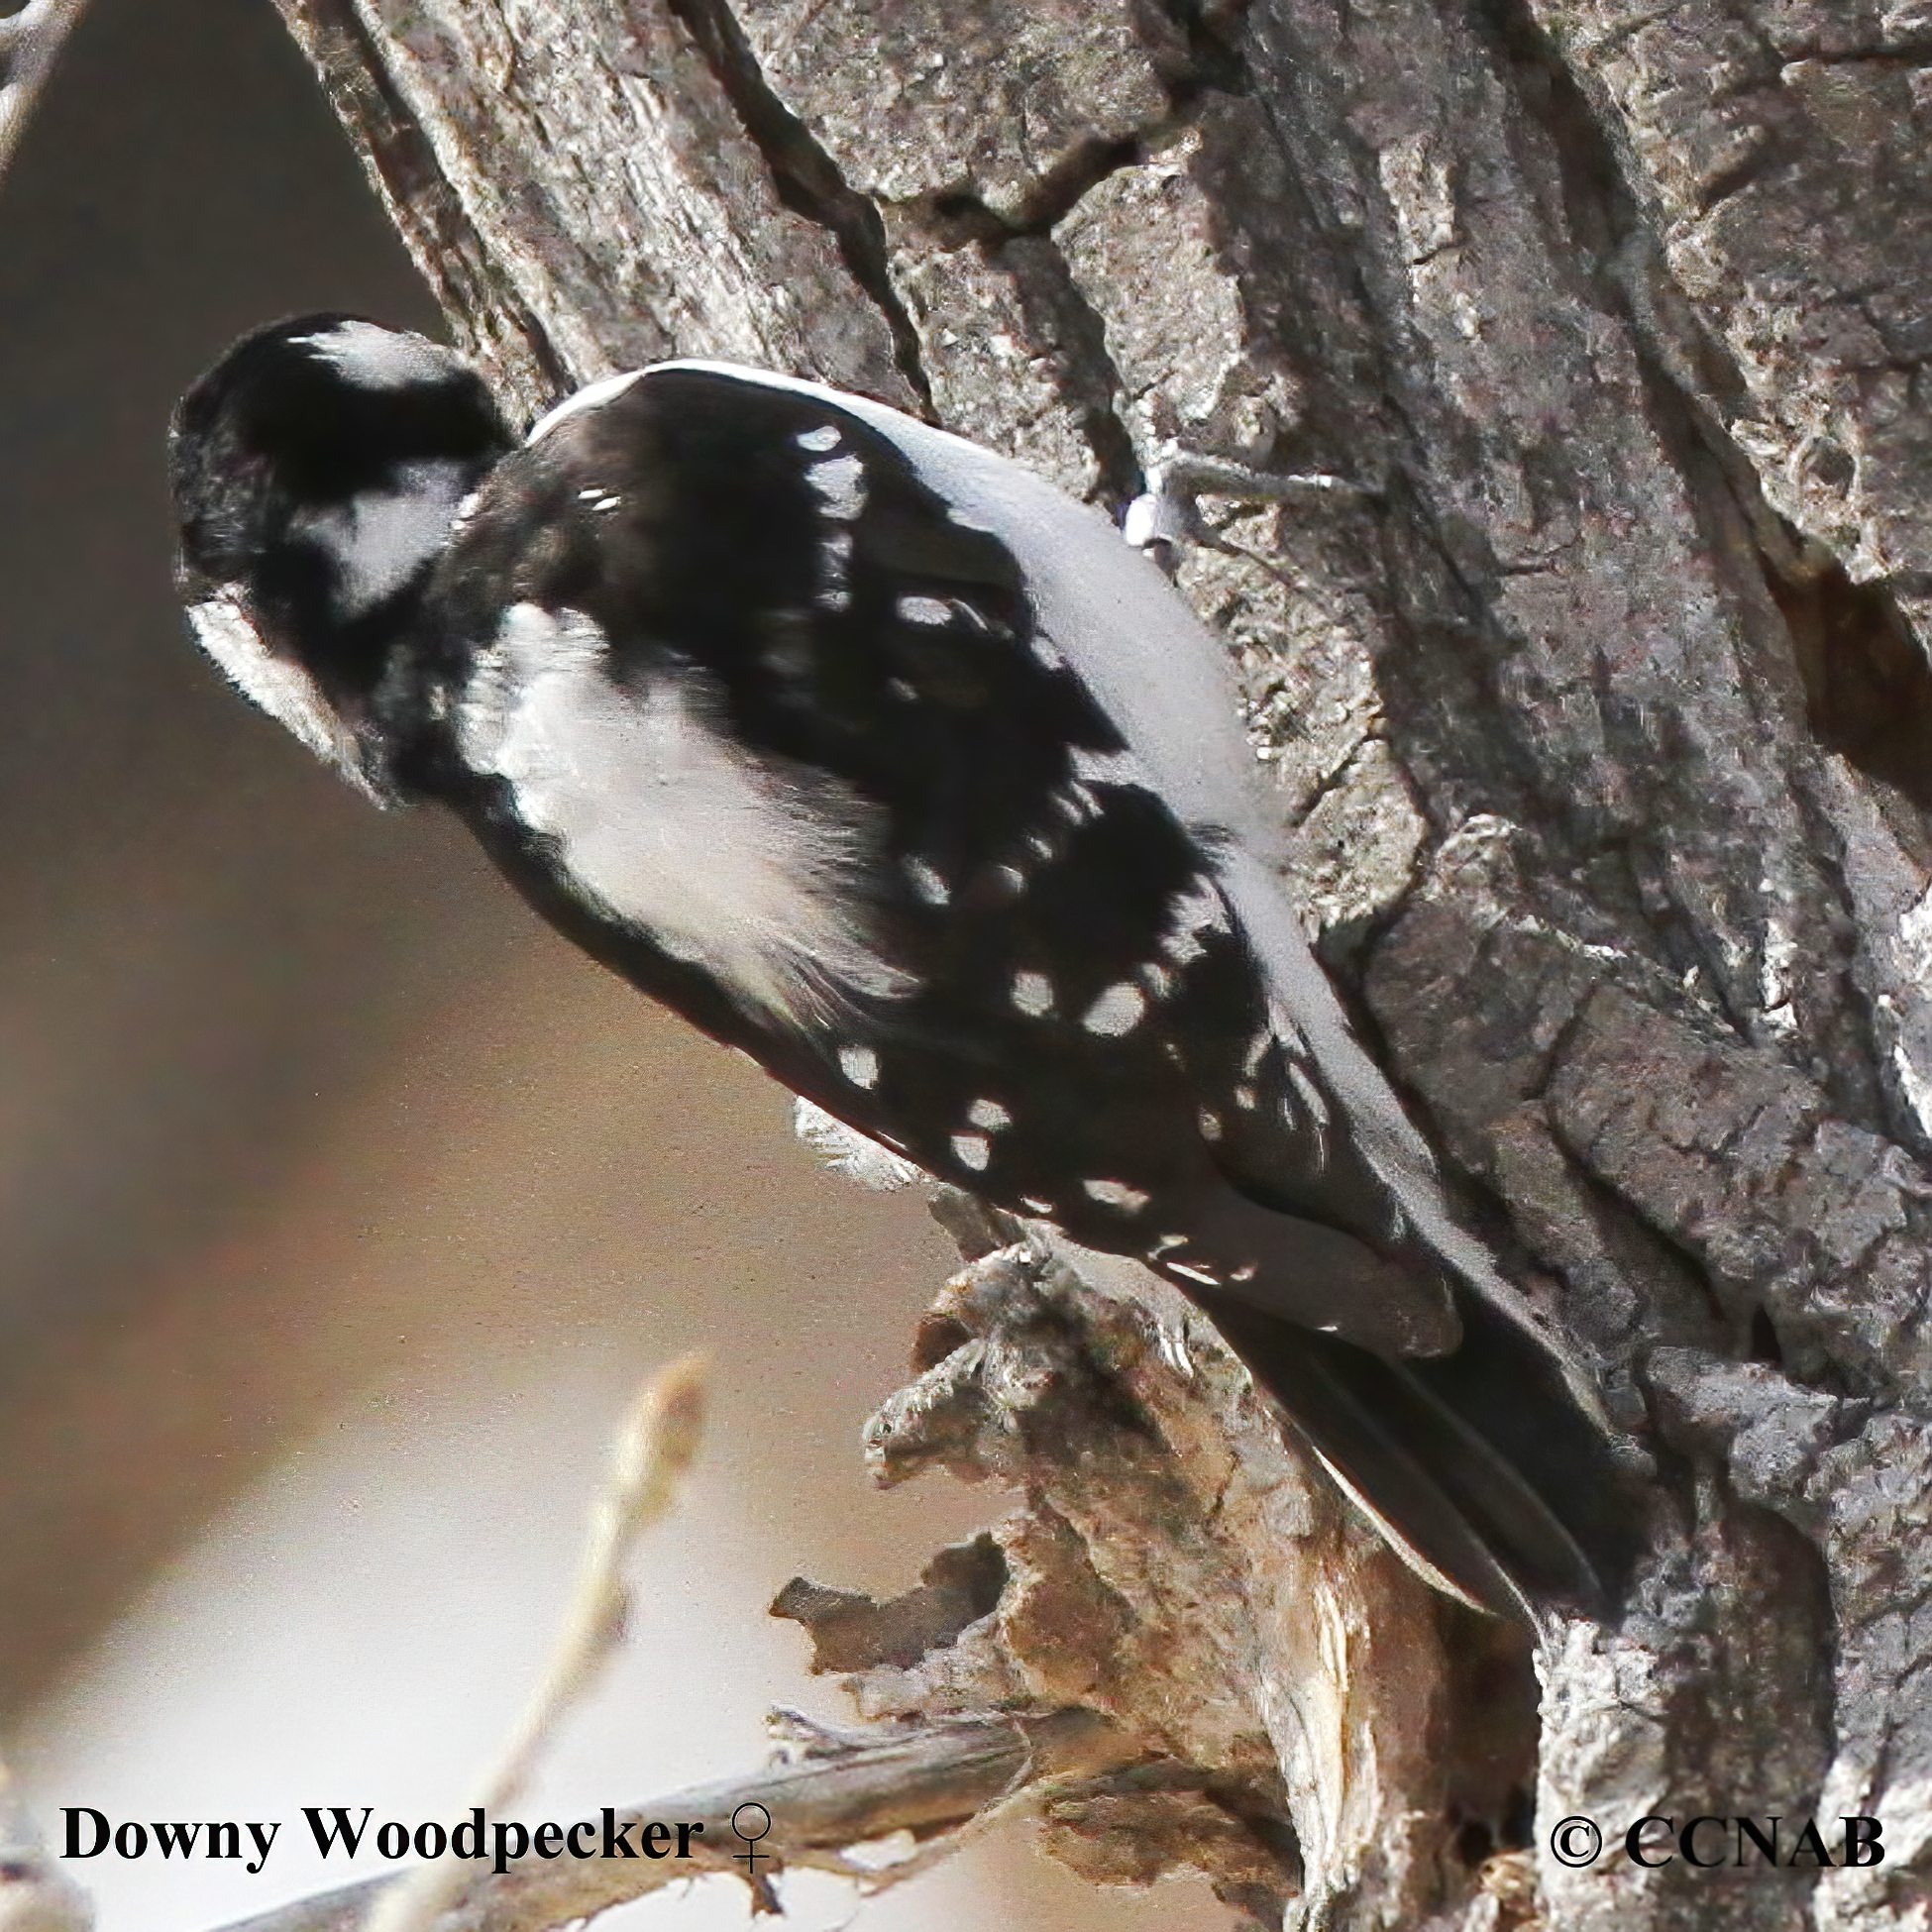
[1125,451,1379,574]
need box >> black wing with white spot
[400,365,1464,1359]
[172,321,1630,1620]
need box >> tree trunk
[264,0,1932,1926]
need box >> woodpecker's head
[169,314,514,800]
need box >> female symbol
[730,1802,772,1878]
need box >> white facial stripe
[292,320,458,391]
[451,486,486,537]
[291,460,470,618]
[187,594,377,799]
[459,604,910,1028]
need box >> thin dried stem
[0,1755,92,1932]
[209,1710,1129,1932]
[363,1354,708,1932]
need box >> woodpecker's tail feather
[1194,1285,1635,1623]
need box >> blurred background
[0,1,1223,1925]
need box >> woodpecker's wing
[646,369,1491,1224]
[417,364,1465,1339]
[746,367,1612,1409]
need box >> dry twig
[364,1354,707,1932]
[0,1756,91,1932]
[210,1710,1129,1932]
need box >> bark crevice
[658,0,936,409]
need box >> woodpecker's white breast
[456,601,912,1027]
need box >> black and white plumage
[170,314,1633,1622]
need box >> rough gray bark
[262,0,1932,1927]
